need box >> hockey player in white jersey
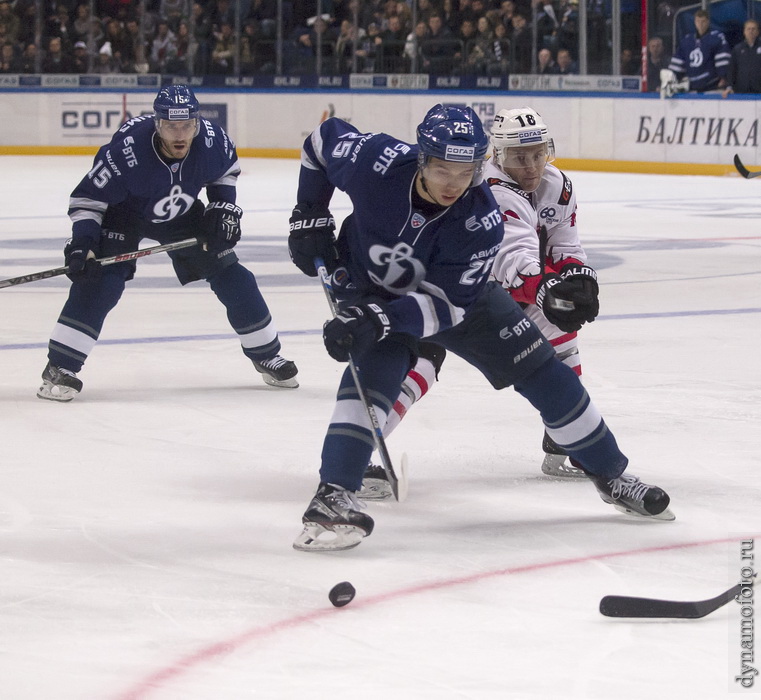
[486,106,599,477]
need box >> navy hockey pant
[47,261,280,373]
[319,283,628,490]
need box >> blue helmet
[153,84,200,122]
[416,104,488,187]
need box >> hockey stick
[733,154,761,179]
[538,224,574,312]
[314,258,408,502]
[600,581,747,619]
[0,238,201,289]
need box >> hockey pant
[383,303,581,437]
[47,261,282,373]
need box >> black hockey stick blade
[600,582,743,619]
[733,154,761,179]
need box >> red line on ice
[116,535,755,699]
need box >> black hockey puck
[329,581,356,607]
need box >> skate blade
[37,381,78,402]
[357,478,394,501]
[292,522,367,552]
[541,453,586,479]
[259,374,299,389]
[610,502,676,522]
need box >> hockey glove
[288,205,338,277]
[203,201,243,250]
[323,304,391,362]
[64,237,101,281]
[537,264,599,333]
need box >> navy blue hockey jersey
[68,115,240,242]
[669,29,731,91]
[298,117,503,339]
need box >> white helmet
[490,107,555,170]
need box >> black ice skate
[37,362,83,402]
[541,432,585,479]
[253,355,299,388]
[357,463,394,501]
[590,472,675,521]
[293,483,375,552]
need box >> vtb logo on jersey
[151,184,195,223]
[368,242,426,293]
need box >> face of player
[498,143,549,192]
[417,157,477,206]
[694,15,710,36]
[156,118,198,159]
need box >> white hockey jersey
[486,160,586,307]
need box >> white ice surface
[1,157,760,700]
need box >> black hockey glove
[536,264,599,333]
[203,201,243,250]
[323,304,391,362]
[288,205,338,277]
[64,237,101,281]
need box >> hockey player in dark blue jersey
[37,84,298,401]
[288,104,674,552]
[668,9,730,93]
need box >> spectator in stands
[238,20,258,75]
[42,35,74,72]
[209,0,235,32]
[335,19,362,73]
[47,6,74,51]
[190,2,213,73]
[510,13,532,73]
[669,9,730,92]
[620,47,639,75]
[93,40,119,73]
[20,42,38,72]
[72,4,92,45]
[421,11,459,73]
[405,19,428,70]
[150,19,178,72]
[0,21,12,51]
[556,47,578,74]
[537,46,558,74]
[377,13,407,72]
[210,20,235,74]
[122,19,148,72]
[466,15,497,75]
[294,14,337,71]
[0,1,19,45]
[533,0,558,49]
[646,36,670,91]
[103,19,131,67]
[71,40,89,72]
[723,18,761,96]
[355,21,380,72]
[251,0,277,40]
[555,0,579,57]
[16,4,39,49]
[160,0,190,32]
[0,41,20,72]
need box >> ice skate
[540,432,585,478]
[37,362,83,402]
[293,483,374,552]
[357,464,394,501]
[590,472,675,521]
[253,355,299,388]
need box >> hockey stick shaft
[314,258,406,502]
[600,582,744,619]
[0,238,200,289]
[733,154,761,179]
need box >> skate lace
[57,367,78,378]
[329,485,366,512]
[609,474,648,502]
[259,355,289,370]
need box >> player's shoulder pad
[544,164,573,206]
[104,115,154,176]
[486,176,531,202]
[199,119,237,161]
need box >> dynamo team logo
[368,242,426,293]
[151,184,195,223]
